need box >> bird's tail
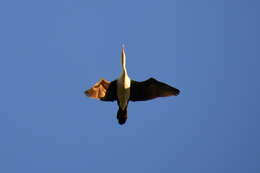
[117,107,128,125]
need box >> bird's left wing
[130,78,180,101]
[84,79,117,101]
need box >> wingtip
[172,87,180,96]
[84,89,90,97]
[176,90,180,96]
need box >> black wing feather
[130,78,180,101]
[100,80,117,101]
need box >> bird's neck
[121,65,128,77]
[121,50,128,77]
[119,54,130,89]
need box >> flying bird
[85,47,180,125]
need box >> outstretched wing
[130,78,180,101]
[84,79,117,101]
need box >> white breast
[117,74,131,110]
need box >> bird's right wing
[84,79,117,101]
[130,78,180,101]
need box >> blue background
[0,0,259,172]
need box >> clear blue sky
[0,0,259,172]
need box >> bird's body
[85,47,180,125]
[117,74,130,110]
